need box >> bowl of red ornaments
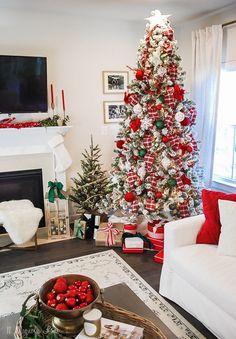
[39,274,100,335]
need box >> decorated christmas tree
[104,10,201,223]
[70,136,110,216]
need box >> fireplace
[0,169,45,233]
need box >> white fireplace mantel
[0,126,72,156]
[0,126,72,190]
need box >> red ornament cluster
[46,277,95,311]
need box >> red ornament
[54,281,67,294]
[116,140,125,149]
[125,93,139,106]
[187,145,193,153]
[155,192,163,199]
[162,136,169,143]
[86,294,95,304]
[181,174,191,185]
[156,104,163,110]
[47,292,55,300]
[47,299,57,308]
[173,84,184,101]
[133,155,138,161]
[124,192,136,202]
[56,294,66,302]
[67,289,77,298]
[179,144,188,155]
[136,69,144,80]
[56,303,69,311]
[66,297,76,308]
[181,117,191,126]
[56,277,67,284]
[78,293,86,302]
[130,118,141,132]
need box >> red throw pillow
[196,189,236,244]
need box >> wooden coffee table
[0,283,176,338]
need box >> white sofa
[159,214,236,339]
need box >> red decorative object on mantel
[0,117,41,129]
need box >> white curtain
[192,25,223,187]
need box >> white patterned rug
[0,250,205,339]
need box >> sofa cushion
[218,200,236,257]
[196,189,236,245]
[170,244,236,320]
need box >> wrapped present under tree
[96,222,123,247]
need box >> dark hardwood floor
[0,238,216,338]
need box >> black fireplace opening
[0,169,45,234]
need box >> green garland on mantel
[40,114,70,127]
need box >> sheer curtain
[192,25,223,187]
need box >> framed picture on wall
[103,101,126,123]
[103,71,129,94]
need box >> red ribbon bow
[98,222,120,246]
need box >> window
[212,23,236,190]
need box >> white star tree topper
[146,10,170,29]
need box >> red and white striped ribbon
[98,222,120,246]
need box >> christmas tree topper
[146,10,170,29]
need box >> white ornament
[168,169,176,176]
[157,66,166,77]
[141,117,152,130]
[161,156,171,170]
[136,186,143,195]
[175,112,185,122]
[111,176,119,185]
[149,47,161,68]
[146,10,170,29]
[137,164,146,179]
[162,128,168,135]
[125,161,131,171]
[133,103,142,115]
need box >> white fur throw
[0,200,43,245]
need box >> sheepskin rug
[0,200,43,245]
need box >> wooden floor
[0,238,216,338]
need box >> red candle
[50,84,54,108]
[62,89,65,112]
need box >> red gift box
[153,250,164,264]
[123,244,144,253]
[147,224,164,240]
[144,235,164,251]
[123,223,137,234]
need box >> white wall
[174,3,236,94]
[0,7,144,186]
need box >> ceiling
[0,0,235,23]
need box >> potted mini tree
[70,136,110,238]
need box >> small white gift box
[125,237,144,249]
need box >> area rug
[0,250,205,339]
